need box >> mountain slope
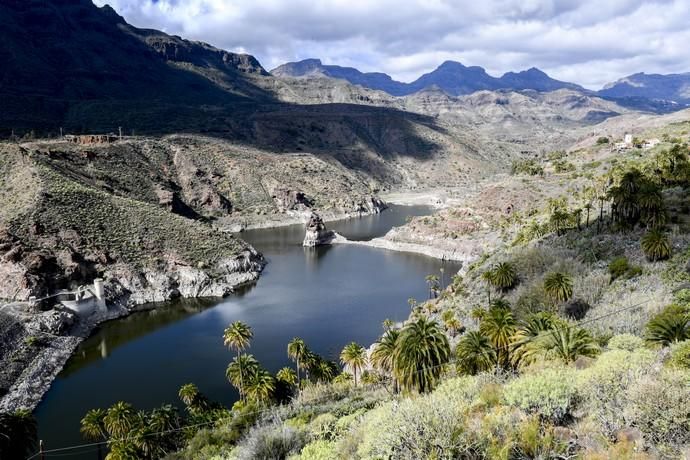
[0,0,273,133]
[599,72,690,106]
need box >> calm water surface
[34,205,460,455]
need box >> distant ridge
[271,59,586,96]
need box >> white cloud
[94,0,690,89]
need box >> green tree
[226,354,260,400]
[223,321,254,399]
[480,305,517,367]
[276,367,297,387]
[543,272,573,304]
[542,325,598,363]
[425,274,440,299]
[103,402,138,439]
[393,318,450,393]
[371,329,400,391]
[645,305,690,345]
[510,313,557,367]
[340,342,368,386]
[287,337,308,386]
[641,229,671,261]
[456,331,496,375]
[489,262,518,291]
[80,408,106,460]
[244,368,275,405]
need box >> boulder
[303,213,334,247]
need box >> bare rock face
[273,189,314,212]
[303,213,334,247]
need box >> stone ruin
[64,134,118,145]
[303,213,335,247]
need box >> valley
[0,0,689,459]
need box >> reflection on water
[34,205,457,456]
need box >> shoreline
[332,233,473,263]
[0,194,447,415]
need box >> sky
[93,0,690,89]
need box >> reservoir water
[33,205,461,456]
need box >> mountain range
[271,59,690,109]
[0,0,688,139]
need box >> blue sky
[94,0,690,89]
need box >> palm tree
[583,202,593,228]
[490,262,517,291]
[103,402,137,439]
[276,367,297,387]
[425,274,440,299]
[80,408,106,460]
[638,184,665,227]
[542,325,598,364]
[223,321,253,351]
[456,331,496,375]
[481,269,495,303]
[226,354,260,400]
[444,316,463,337]
[0,410,38,460]
[178,383,199,407]
[480,305,517,367]
[550,209,571,236]
[371,329,400,391]
[572,208,583,230]
[641,229,671,261]
[340,342,368,386]
[245,368,275,404]
[510,313,557,367]
[315,359,339,383]
[287,337,308,386]
[543,272,573,304]
[393,318,450,393]
[145,405,180,456]
[223,321,253,400]
[645,305,690,345]
[382,318,395,331]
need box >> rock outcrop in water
[303,213,335,247]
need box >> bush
[511,159,544,176]
[293,440,338,460]
[608,257,642,281]
[668,340,690,369]
[607,334,645,352]
[577,349,656,436]
[623,369,690,452]
[233,424,305,460]
[596,137,610,145]
[503,368,578,423]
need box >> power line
[27,298,653,459]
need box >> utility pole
[118,126,122,140]
[59,127,63,137]
[39,439,45,460]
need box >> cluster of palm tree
[370,317,451,394]
[224,321,294,406]
[481,262,518,303]
[81,402,182,460]
[286,337,341,388]
[456,300,598,375]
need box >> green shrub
[503,368,578,422]
[511,159,544,176]
[668,340,690,369]
[577,349,656,436]
[607,334,645,352]
[608,256,642,281]
[293,440,338,460]
[553,160,575,173]
[623,369,690,453]
[596,137,610,145]
[234,424,306,460]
